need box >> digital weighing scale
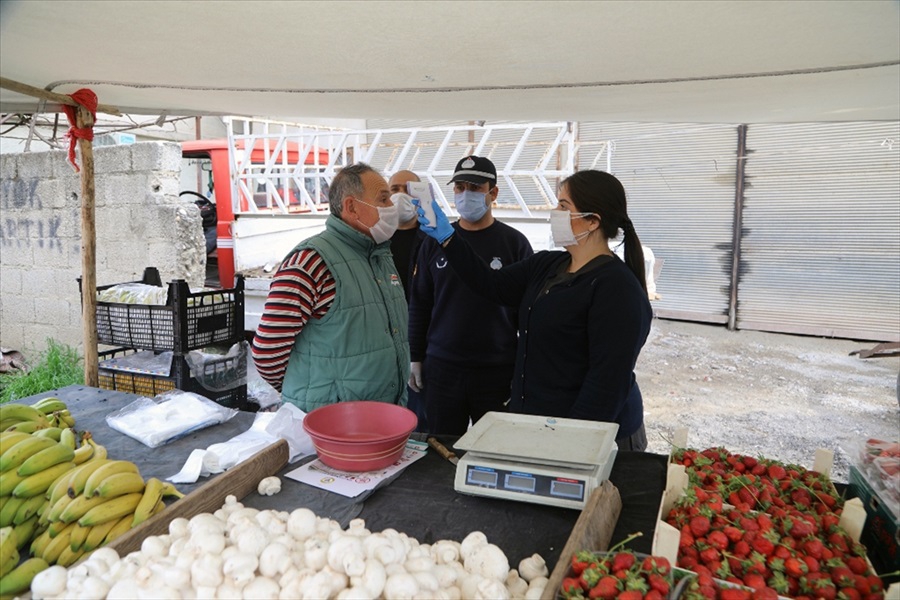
[453,412,619,510]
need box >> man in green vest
[251,163,410,412]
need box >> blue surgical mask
[454,190,489,222]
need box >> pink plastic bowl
[302,401,417,472]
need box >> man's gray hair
[328,163,378,217]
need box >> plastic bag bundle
[106,390,238,448]
[97,283,168,305]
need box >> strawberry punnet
[667,445,887,600]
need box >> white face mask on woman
[391,192,419,223]
[356,198,400,244]
[549,210,596,248]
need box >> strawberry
[644,591,665,600]
[648,573,670,595]
[803,573,837,600]
[708,530,729,551]
[774,545,792,560]
[830,567,856,589]
[767,464,787,480]
[611,552,635,572]
[787,516,814,539]
[743,554,768,576]
[802,555,819,574]
[561,577,584,598]
[865,574,883,593]
[829,532,850,554]
[852,574,871,595]
[751,587,780,600]
[588,575,618,599]
[744,573,768,590]
[571,551,596,575]
[724,525,744,543]
[839,588,861,600]
[785,557,808,578]
[734,540,751,558]
[845,556,867,576]
[802,539,825,560]
[721,588,753,600]
[617,591,642,600]
[680,525,696,548]
[641,556,671,576]
[690,515,711,538]
[579,566,603,590]
[751,537,775,556]
[790,488,812,508]
[700,547,721,564]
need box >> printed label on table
[284,440,428,497]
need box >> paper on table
[284,439,428,497]
[168,403,314,484]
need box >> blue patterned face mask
[454,190,489,222]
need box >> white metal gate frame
[226,118,585,219]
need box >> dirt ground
[636,318,900,484]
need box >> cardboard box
[850,465,900,573]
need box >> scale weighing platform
[453,412,619,510]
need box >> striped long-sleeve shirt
[250,249,336,391]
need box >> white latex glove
[409,362,423,392]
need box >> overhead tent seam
[41,60,900,96]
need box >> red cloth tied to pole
[63,89,99,173]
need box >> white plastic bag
[105,390,238,448]
[168,403,313,483]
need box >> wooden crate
[105,440,289,557]
[541,480,622,600]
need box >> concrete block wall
[0,142,205,355]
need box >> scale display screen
[464,465,585,502]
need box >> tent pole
[0,77,120,387]
[0,77,121,116]
[76,106,99,387]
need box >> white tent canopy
[1,0,898,123]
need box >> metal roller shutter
[740,122,900,341]
[578,122,740,323]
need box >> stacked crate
[84,267,249,410]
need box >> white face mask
[391,192,418,224]
[550,210,595,248]
[356,198,400,244]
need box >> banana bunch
[0,398,76,433]
[0,526,49,597]
[32,461,183,567]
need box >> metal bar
[727,124,748,330]
[503,174,533,217]
[363,131,383,164]
[390,130,418,173]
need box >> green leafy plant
[0,339,83,404]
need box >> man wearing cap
[408,155,533,435]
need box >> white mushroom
[517,553,549,582]
[257,476,282,496]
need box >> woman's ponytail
[621,219,647,294]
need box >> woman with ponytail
[414,169,652,450]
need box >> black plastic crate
[98,347,251,411]
[82,267,245,353]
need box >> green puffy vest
[281,215,410,412]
